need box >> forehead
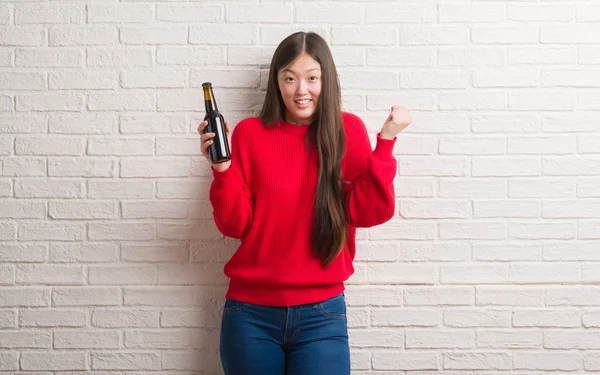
[279,52,321,74]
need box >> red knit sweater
[209,112,397,306]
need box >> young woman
[198,32,411,375]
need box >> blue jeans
[219,292,350,375]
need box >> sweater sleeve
[209,121,254,239]
[343,115,397,228]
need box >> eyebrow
[281,68,321,74]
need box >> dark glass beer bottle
[202,82,231,164]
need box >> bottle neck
[203,86,218,112]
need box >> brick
[124,330,191,349]
[157,4,221,22]
[332,27,396,46]
[54,331,120,349]
[93,309,159,328]
[372,351,438,370]
[371,308,438,327]
[0,201,45,219]
[0,352,17,370]
[88,137,153,156]
[296,3,361,24]
[0,114,47,133]
[544,242,600,261]
[405,287,474,306]
[89,266,156,285]
[0,27,45,46]
[583,310,600,327]
[514,351,579,371]
[350,329,404,348]
[52,287,120,306]
[88,223,155,241]
[124,286,222,307]
[15,4,84,24]
[226,3,291,23]
[157,46,225,65]
[49,113,117,134]
[543,200,600,218]
[509,222,576,240]
[123,25,187,43]
[158,264,226,285]
[403,25,470,45]
[21,352,86,371]
[508,136,576,155]
[16,137,84,156]
[16,48,82,67]
[366,264,436,285]
[513,309,580,328]
[16,179,83,199]
[400,199,470,219]
[545,330,600,349]
[510,91,575,111]
[394,177,435,198]
[88,91,155,111]
[510,4,574,21]
[370,221,436,240]
[474,243,541,261]
[474,200,539,218]
[87,4,153,23]
[87,179,154,199]
[476,330,541,349]
[443,352,511,370]
[401,242,470,262]
[542,24,600,44]
[441,265,509,284]
[509,177,575,198]
[50,243,119,263]
[49,26,118,46]
[445,309,511,328]
[406,330,473,349]
[474,26,539,44]
[547,287,600,306]
[367,47,434,67]
[366,4,435,24]
[440,92,506,110]
[121,68,188,89]
[585,352,600,371]
[122,243,188,263]
[439,47,505,67]
[20,309,86,327]
[544,157,600,176]
[477,287,544,307]
[582,218,600,237]
[0,72,45,90]
[0,331,51,348]
[91,352,160,371]
[0,310,17,328]
[49,158,114,178]
[0,222,16,240]
[0,288,48,307]
[16,265,83,285]
[49,70,117,90]
[120,114,187,134]
[440,4,504,22]
[440,222,506,240]
[17,93,85,111]
[121,157,188,178]
[87,47,153,67]
[19,222,85,241]
[156,137,201,156]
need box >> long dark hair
[259,32,346,268]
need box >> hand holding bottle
[380,105,412,140]
[198,120,232,172]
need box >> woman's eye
[309,76,318,81]
[285,77,295,82]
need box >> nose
[296,80,308,95]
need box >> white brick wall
[0,0,599,373]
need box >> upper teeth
[296,99,310,103]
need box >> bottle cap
[202,82,212,87]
